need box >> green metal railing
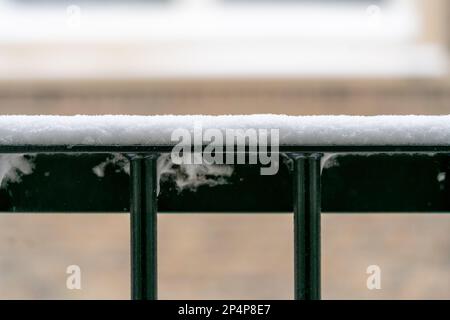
[130,154,159,300]
[1,145,450,300]
[291,153,322,300]
[127,151,324,300]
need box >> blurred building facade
[0,0,448,299]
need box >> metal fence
[1,145,450,299]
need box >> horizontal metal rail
[1,144,450,154]
[1,153,449,213]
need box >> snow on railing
[1,115,450,146]
[1,115,449,300]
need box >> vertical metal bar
[130,154,158,300]
[291,153,322,300]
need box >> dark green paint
[130,154,158,300]
[291,154,322,300]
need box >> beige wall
[1,78,449,116]
[420,0,449,46]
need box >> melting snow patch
[92,154,234,195]
[157,154,233,194]
[92,154,130,177]
[0,154,35,188]
[321,153,339,173]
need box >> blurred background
[0,0,449,299]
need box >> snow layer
[0,115,450,146]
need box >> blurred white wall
[0,0,447,79]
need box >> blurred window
[0,0,447,78]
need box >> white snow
[92,154,130,178]
[320,153,340,173]
[0,115,450,146]
[0,154,35,187]
[156,154,233,194]
[91,153,233,194]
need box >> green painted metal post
[291,153,322,300]
[129,154,158,300]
